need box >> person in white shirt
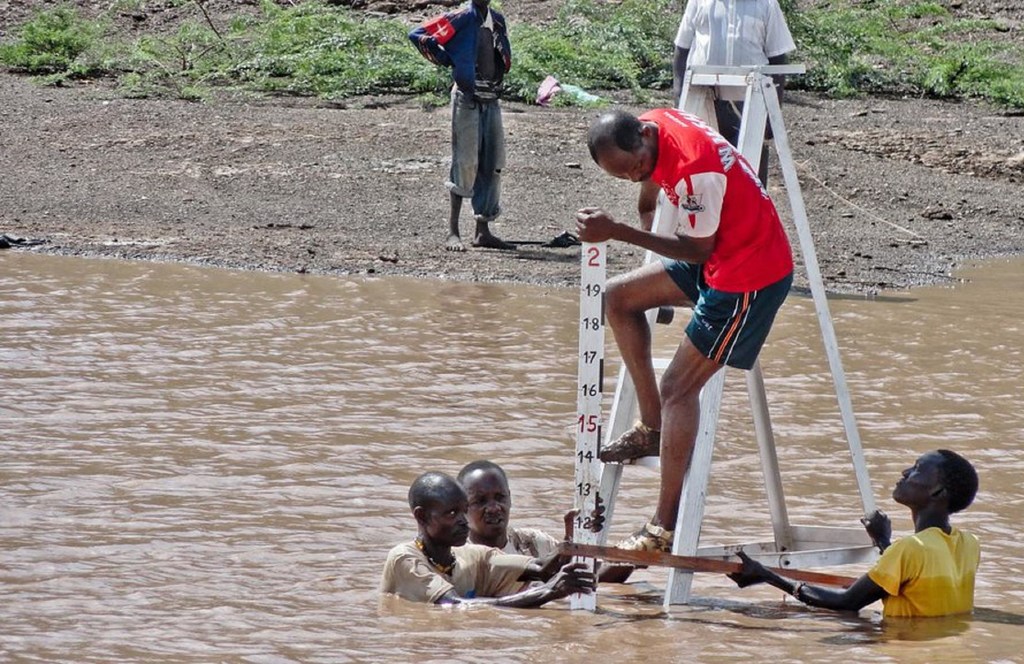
[672,0,796,182]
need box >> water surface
[2,252,1022,662]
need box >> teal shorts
[663,260,792,370]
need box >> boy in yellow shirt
[728,449,980,617]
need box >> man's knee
[605,276,639,319]
[607,265,686,322]
[659,352,722,405]
[659,374,703,407]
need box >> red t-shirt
[641,108,793,292]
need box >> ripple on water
[2,254,1023,661]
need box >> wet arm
[798,575,889,611]
[436,562,594,609]
[518,551,565,582]
[437,585,558,609]
[763,571,889,612]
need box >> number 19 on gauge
[571,242,605,611]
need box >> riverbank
[2,73,1023,294]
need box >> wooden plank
[561,542,859,588]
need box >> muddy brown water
[2,252,1023,662]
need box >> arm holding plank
[728,550,887,611]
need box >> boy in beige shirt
[381,471,594,606]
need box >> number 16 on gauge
[572,242,605,610]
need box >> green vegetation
[229,2,448,97]
[121,19,233,99]
[0,5,111,82]
[782,0,1024,107]
[1,0,1022,108]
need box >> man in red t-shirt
[576,108,793,552]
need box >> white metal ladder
[594,65,878,608]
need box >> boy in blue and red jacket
[409,0,515,252]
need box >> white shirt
[675,0,796,99]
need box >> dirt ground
[2,1,1023,295]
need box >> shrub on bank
[0,5,110,81]
[783,0,1024,107]
[0,0,1021,108]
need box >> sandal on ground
[615,522,674,553]
[599,421,660,463]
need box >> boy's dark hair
[936,449,979,513]
[408,471,463,510]
[457,460,508,485]
[587,110,644,163]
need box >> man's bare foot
[446,233,466,252]
[472,231,516,251]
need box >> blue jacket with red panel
[408,2,512,97]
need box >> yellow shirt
[380,542,530,603]
[867,527,980,618]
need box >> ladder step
[603,456,660,469]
